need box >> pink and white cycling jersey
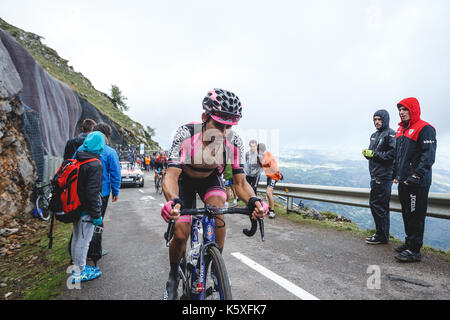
[168,122,245,175]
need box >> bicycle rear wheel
[204,246,232,300]
[36,195,51,221]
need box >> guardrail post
[287,196,294,213]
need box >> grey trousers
[71,217,94,273]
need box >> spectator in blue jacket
[91,123,121,224]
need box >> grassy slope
[0,219,72,300]
[0,17,158,149]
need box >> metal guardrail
[256,182,450,220]
[42,155,63,184]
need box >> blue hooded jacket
[80,131,105,154]
[99,145,121,197]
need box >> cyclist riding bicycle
[161,88,268,300]
[154,152,168,185]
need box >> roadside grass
[0,220,72,300]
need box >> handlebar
[164,205,265,246]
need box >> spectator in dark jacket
[63,118,96,160]
[392,97,436,262]
[362,109,396,245]
[71,131,105,283]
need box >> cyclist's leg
[266,178,276,210]
[165,175,194,300]
[169,175,194,260]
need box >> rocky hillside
[0,17,158,149]
[0,35,37,250]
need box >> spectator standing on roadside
[150,154,156,171]
[392,97,437,262]
[245,139,262,195]
[257,143,283,219]
[362,109,396,245]
[70,131,105,283]
[63,119,96,160]
[145,155,151,171]
[89,123,121,256]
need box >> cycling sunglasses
[210,110,241,125]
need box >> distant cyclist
[161,88,268,300]
[154,152,167,185]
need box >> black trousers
[245,175,260,195]
[100,195,110,226]
[369,179,392,242]
[398,183,430,253]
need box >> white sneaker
[232,199,238,206]
[225,202,229,208]
[269,211,275,219]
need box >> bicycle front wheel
[204,246,232,300]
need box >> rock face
[0,36,37,230]
[303,208,324,220]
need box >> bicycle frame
[183,214,219,300]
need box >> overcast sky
[1,0,449,165]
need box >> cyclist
[154,152,168,185]
[160,88,268,300]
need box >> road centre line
[231,252,319,300]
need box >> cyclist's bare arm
[233,173,265,219]
[162,167,182,220]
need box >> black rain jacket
[75,151,103,219]
[365,109,396,180]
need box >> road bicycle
[32,181,53,221]
[164,204,264,300]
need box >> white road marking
[140,196,154,201]
[231,252,319,300]
[138,189,144,193]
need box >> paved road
[59,172,450,300]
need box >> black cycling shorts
[176,170,226,223]
[267,177,278,189]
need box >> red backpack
[49,158,101,223]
